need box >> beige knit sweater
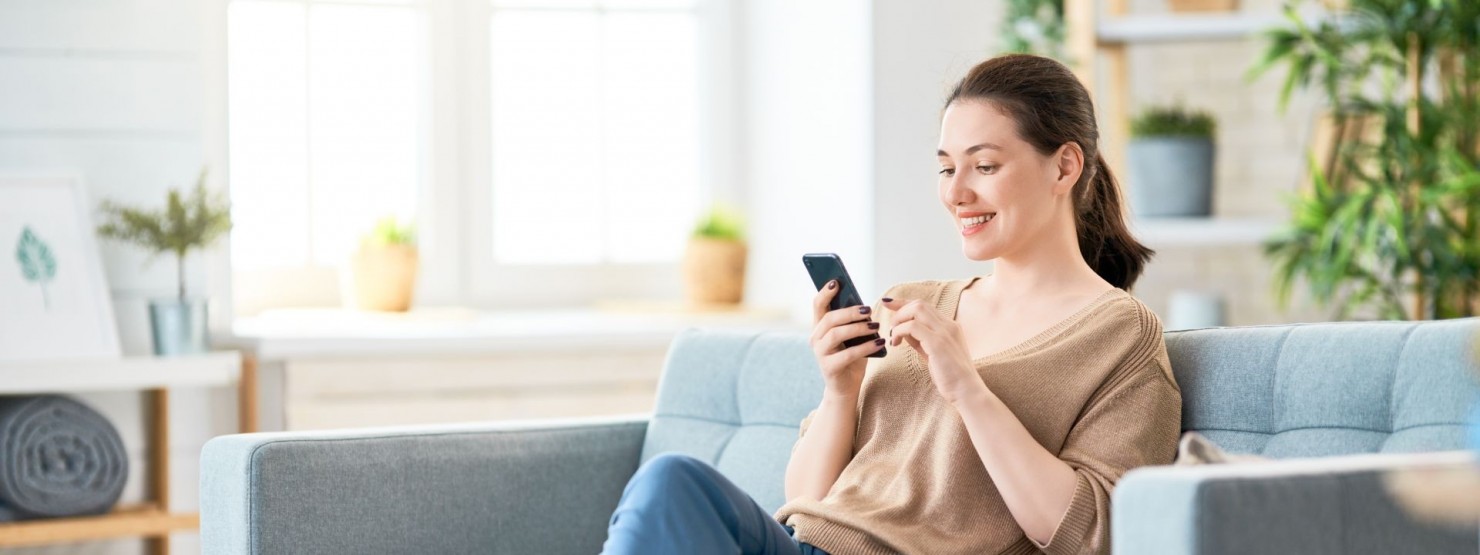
[774,276,1182,555]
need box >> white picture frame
[0,174,122,361]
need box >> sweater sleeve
[1031,357,1182,555]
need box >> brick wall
[1122,0,1338,326]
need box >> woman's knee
[617,453,711,510]
[635,452,709,483]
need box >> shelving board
[1097,13,1283,43]
[1097,10,1329,44]
[1130,217,1283,247]
[0,504,197,548]
[0,351,241,394]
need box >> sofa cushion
[640,328,824,514]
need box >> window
[227,0,427,271]
[222,0,726,311]
[487,0,702,265]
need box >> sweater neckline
[939,275,1127,365]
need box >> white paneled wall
[0,0,233,553]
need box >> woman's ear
[1052,143,1085,195]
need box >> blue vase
[149,298,208,356]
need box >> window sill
[220,301,804,360]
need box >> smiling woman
[599,53,1181,555]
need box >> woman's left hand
[881,297,991,406]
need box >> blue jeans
[601,452,830,555]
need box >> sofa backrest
[642,318,1480,513]
[1169,317,1480,458]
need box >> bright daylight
[0,0,1477,553]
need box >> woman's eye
[938,168,955,177]
[976,165,998,174]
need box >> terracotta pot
[1169,0,1237,12]
[682,237,746,306]
[347,244,419,312]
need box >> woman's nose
[946,173,974,204]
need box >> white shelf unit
[1065,1,1325,251]
[1131,217,1283,247]
[0,351,252,555]
[1095,10,1327,44]
[0,352,242,394]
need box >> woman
[601,53,1182,555]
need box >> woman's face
[936,99,1077,262]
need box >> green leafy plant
[15,226,57,308]
[363,216,416,247]
[692,204,745,242]
[1002,0,1065,60]
[97,168,233,300]
[1250,0,1480,320]
[1131,105,1217,138]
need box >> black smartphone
[802,253,886,358]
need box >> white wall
[869,0,1002,291]
[0,0,235,553]
[740,0,875,324]
[740,0,1003,322]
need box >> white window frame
[217,0,441,315]
[212,0,738,313]
[461,0,740,308]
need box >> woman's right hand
[810,280,884,397]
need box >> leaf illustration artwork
[15,226,58,309]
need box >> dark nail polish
[867,322,880,330]
[881,297,893,302]
[874,337,885,346]
[828,280,837,289]
[858,306,871,314]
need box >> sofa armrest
[1112,450,1479,555]
[200,413,649,555]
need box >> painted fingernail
[881,297,893,302]
[828,280,837,289]
[858,306,871,314]
[874,337,886,346]
[867,322,880,330]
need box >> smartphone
[802,253,886,358]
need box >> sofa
[200,318,1480,554]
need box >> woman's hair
[944,54,1154,291]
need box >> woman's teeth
[961,214,995,227]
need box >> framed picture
[0,174,121,361]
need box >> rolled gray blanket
[0,395,128,521]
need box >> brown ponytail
[944,54,1154,291]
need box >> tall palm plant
[1250,0,1480,320]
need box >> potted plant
[1001,0,1065,60]
[96,168,232,355]
[345,216,418,312]
[1126,104,1218,217]
[1169,0,1238,12]
[682,204,747,306]
[1250,0,1480,320]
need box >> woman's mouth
[961,213,995,236]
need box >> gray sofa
[201,318,1480,554]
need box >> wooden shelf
[0,504,198,548]
[0,352,241,394]
[0,350,257,554]
[1131,217,1283,247]
[1097,9,1331,44]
